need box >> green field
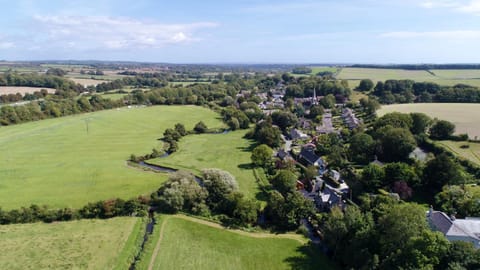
[0,106,224,209]
[337,67,480,87]
[0,217,143,269]
[378,103,480,138]
[437,140,480,166]
[102,92,128,100]
[149,130,260,198]
[138,215,335,270]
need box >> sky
[1,0,480,63]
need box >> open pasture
[0,217,143,270]
[378,103,480,138]
[0,105,224,209]
[149,130,260,197]
[138,215,335,270]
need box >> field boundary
[147,217,168,270]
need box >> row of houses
[278,140,349,212]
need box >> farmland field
[337,67,480,87]
[0,105,224,209]
[0,217,143,269]
[148,130,260,197]
[436,140,480,166]
[69,78,109,86]
[137,215,336,270]
[0,86,56,95]
[378,103,480,138]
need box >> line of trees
[364,79,480,104]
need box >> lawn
[148,129,260,198]
[0,105,224,209]
[378,103,480,138]
[0,217,143,270]
[436,140,480,166]
[138,215,336,270]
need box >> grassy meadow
[149,129,260,198]
[437,141,480,166]
[378,103,480,138]
[0,217,143,269]
[138,215,335,270]
[0,105,224,209]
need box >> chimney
[450,213,456,221]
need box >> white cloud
[381,30,480,39]
[420,0,480,15]
[0,42,15,49]
[30,15,218,50]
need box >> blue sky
[1,0,480,63]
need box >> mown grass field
[0,105,224,209]
[437,140,480,166]
[0,217,143,270]
[102,92,128,100]
[149,130,260,198]
[138,215,336,270]
[337,67,480,88]
[378,103,480,138]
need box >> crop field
[0,105,224,209]
[149,130,260,197]
[0,86,56,95]
[378,103,480,138]
[137,215,336,270]
[69,78,109,86]
[337,67,480,87]
[0,217,143,269]
[437,141,480,166]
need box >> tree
[308,105,324,119]
[265,190,314,230]
[358,79,374,92]
[224,192,259,226]
[376,127,416,162]
[194,121,208,133]
[374,112,413,131]
[430,120,455,140]
[319,94,336,109]
[271,169,297,195]
[271,111,298,132]
[384,162,420,187]
[361,164,385,192]
[202,169,238,209]
[410,112,432,135]
[251,144,273,167]
[174,123,187,136]
[359,97,380,115]
[423,153,465,192]
[349,133,375,164]
[155,171,207,214]
[163,128,181,141]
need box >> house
[298,147,324,167]
[342,108,362,130]
[428,208,480,248]
[277,149,289,160]
[290,129,309,140]
[316,112,335,134]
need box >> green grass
[378,103,480,138]
[337,67,480,87]
[141,215,336,270]
[102,93,128,100]
[0,217,143,270]
[0,105,224,209]
[437,140,480,166]
[148,129,260,198]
